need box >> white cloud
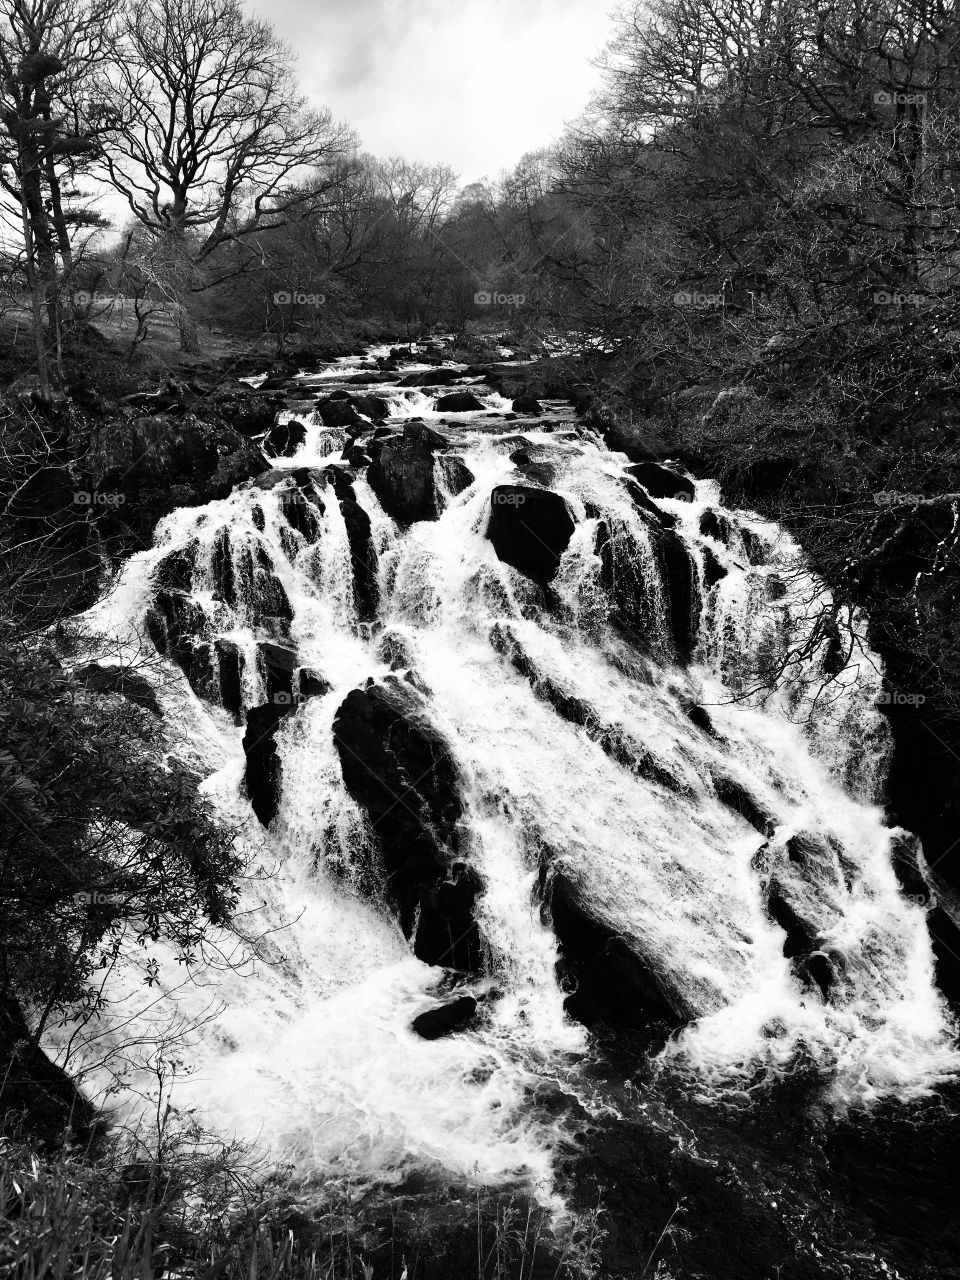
[250,0,613,182]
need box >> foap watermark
[492,491,526,507]
[873,491,926,506]
[902,891,932,908]
[873,289,926,306]
[673,289,723,308]
[474,290,525,308]
[273,289,326,307]
[874,90,927,106]
[272,690,305,706]
[877,688,926,707]
[73,290,125,307]
[74,490,126,507]
[74,890,122,905]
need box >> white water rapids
[62,353,959,1207]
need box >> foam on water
[65,366,959,1205]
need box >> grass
[0,1126,605,1280]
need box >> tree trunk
[21,154,62,392]
[177,303,201,353]
[17,178,50,400]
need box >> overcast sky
[247,0,615,184]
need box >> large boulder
[204,388,285,438]
[243,702,292,826]
[511,393,542,415]
[546,870,691,1027]
[209,530,292,626]
[0,993,96,1143]
[333,679,481,968]
[486,486,576,583]
[399,368,464,387]
[316,398,363,430]
[627,462,696,502]
[214,639,244,720]
[414,865,484,970]
[257,641,297,703]
[350,394,391,423]
[435,391,485,413]
[595,519,700,661]
[84,411,268,546]
[412,996,478,1040]
[367,422,473,525]
[263,417,308,458]
[320,468,379,620]
[145,590,217,700]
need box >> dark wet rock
[343,444,371,467]
[278,483,323,541]
[702,545,727,589]
[214,639,244,720]
[602,418,674,464]
[367,422,460,525]
[797,952,834,997]
[715,777,773,834]
[333,681,479,963]
[145,590,218,701]
[546,869,691,1027]
[257,641,297,703]
[75,662,161,717]
[595,519,699,660]
[627,462,696,502]
[685,703,716,735]
[297,667,331,699]
[210,531,292,625]
[327,389,351,401]
[766,885,818,959]
[399,368,463,387]
[888,831,931,904]
[741,527,766,565]
[317,398,363,430]
[153,541,199,592]
[435,391,485,413]
[0,992,96,1144]
[367,431,435,523]
[350,394,391,422]
[511,393,542,415]
[486,486,576,583]
[321,469,379,621]
[436,454,475,498]
[211,528,238,604]
[377,629,416,670]
[415,866,484,970]
[405,421,450,449]
[510,451,557,487]
[263,418,308,458]
[412,995,478,1040]
[622,477,677,529]
[658,530,700,659]
[243,702,292,826]
[700,509,733,542]
[84,412,268,547]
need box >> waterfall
[63,349,959,1208]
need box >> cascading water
[64,346,959,1210]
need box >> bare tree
[0,0,117,395]
[95,0,351,352]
